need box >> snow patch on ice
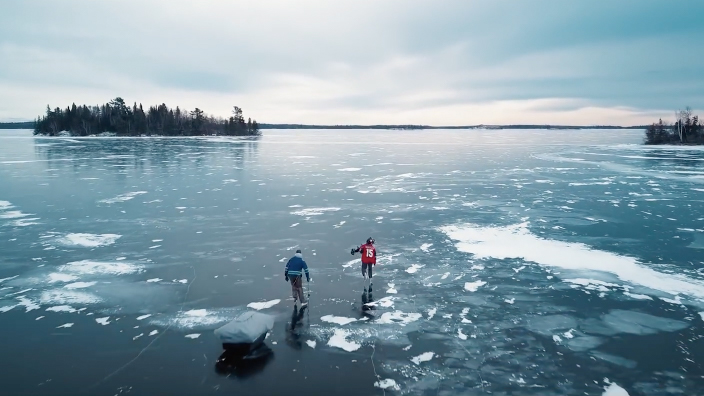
[47,273,79,283]
[95,317,111,325]
[291,207,341,216]
[64,281,97,289]
[386,283,398,294]
[57,323,74,328]
[327,329,361,352]
[406,264,424,274]
[40,289,101,305]
[464,280,486,292]
[411,352,434,365]
[427,308,437,320]
[146,278,162,283]
[58,260,144,276]
[377,311,422,326]
[338,168,361,172]
[46,305,77,313]
[623,292,652,300]
[306,340,317,349]
[321,315,358,325]
[420,243,433,252]
[56,233,121,248]
[99,191,147,204]
[136,314,152,320]
[602,383,630,396]
[247,299,281,310]
[185,333,201,339]
[374,379,400,391]
[440,222,704,302]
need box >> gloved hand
[285,276,289,282]
[350,248,355,255]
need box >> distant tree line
[645,107,702,144]
[0,121,35,129]
[33,97,260,136]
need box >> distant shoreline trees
[33,98,260,137]
[644,107,702,144]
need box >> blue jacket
[285,253,310,281]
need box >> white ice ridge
[247,299,280,310]
[440,222,704,301]
[0,201,13,210]
[57,233,121,247]
[99,191,147,204]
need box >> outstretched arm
[303,261,310,282]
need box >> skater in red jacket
[351,237,376,284]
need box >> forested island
[645,108,702,144]
[32,98,260,136]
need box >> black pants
[362,263,373,278]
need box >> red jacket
[358,243,376,265]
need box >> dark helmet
[366,237,374,244]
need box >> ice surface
[699,312,704,321]
[374,379,400,391]
[411,352,435,365]
[591,351,637,368]
[440,222,704,301]
[464,280,486,292]
[57,233,121,248]
[321,315,358,325]
[602,310,688,335]
[247,299,281,310]
[327,329,361,352]
[185,333,200,339]
[602,383,630,396]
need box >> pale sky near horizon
[1,1,703,125]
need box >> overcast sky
[1,1,703,125]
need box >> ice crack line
[88,266,197,389]
[371,341,385,396]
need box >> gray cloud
[1,0,703,124]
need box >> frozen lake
[1,128,704,395]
